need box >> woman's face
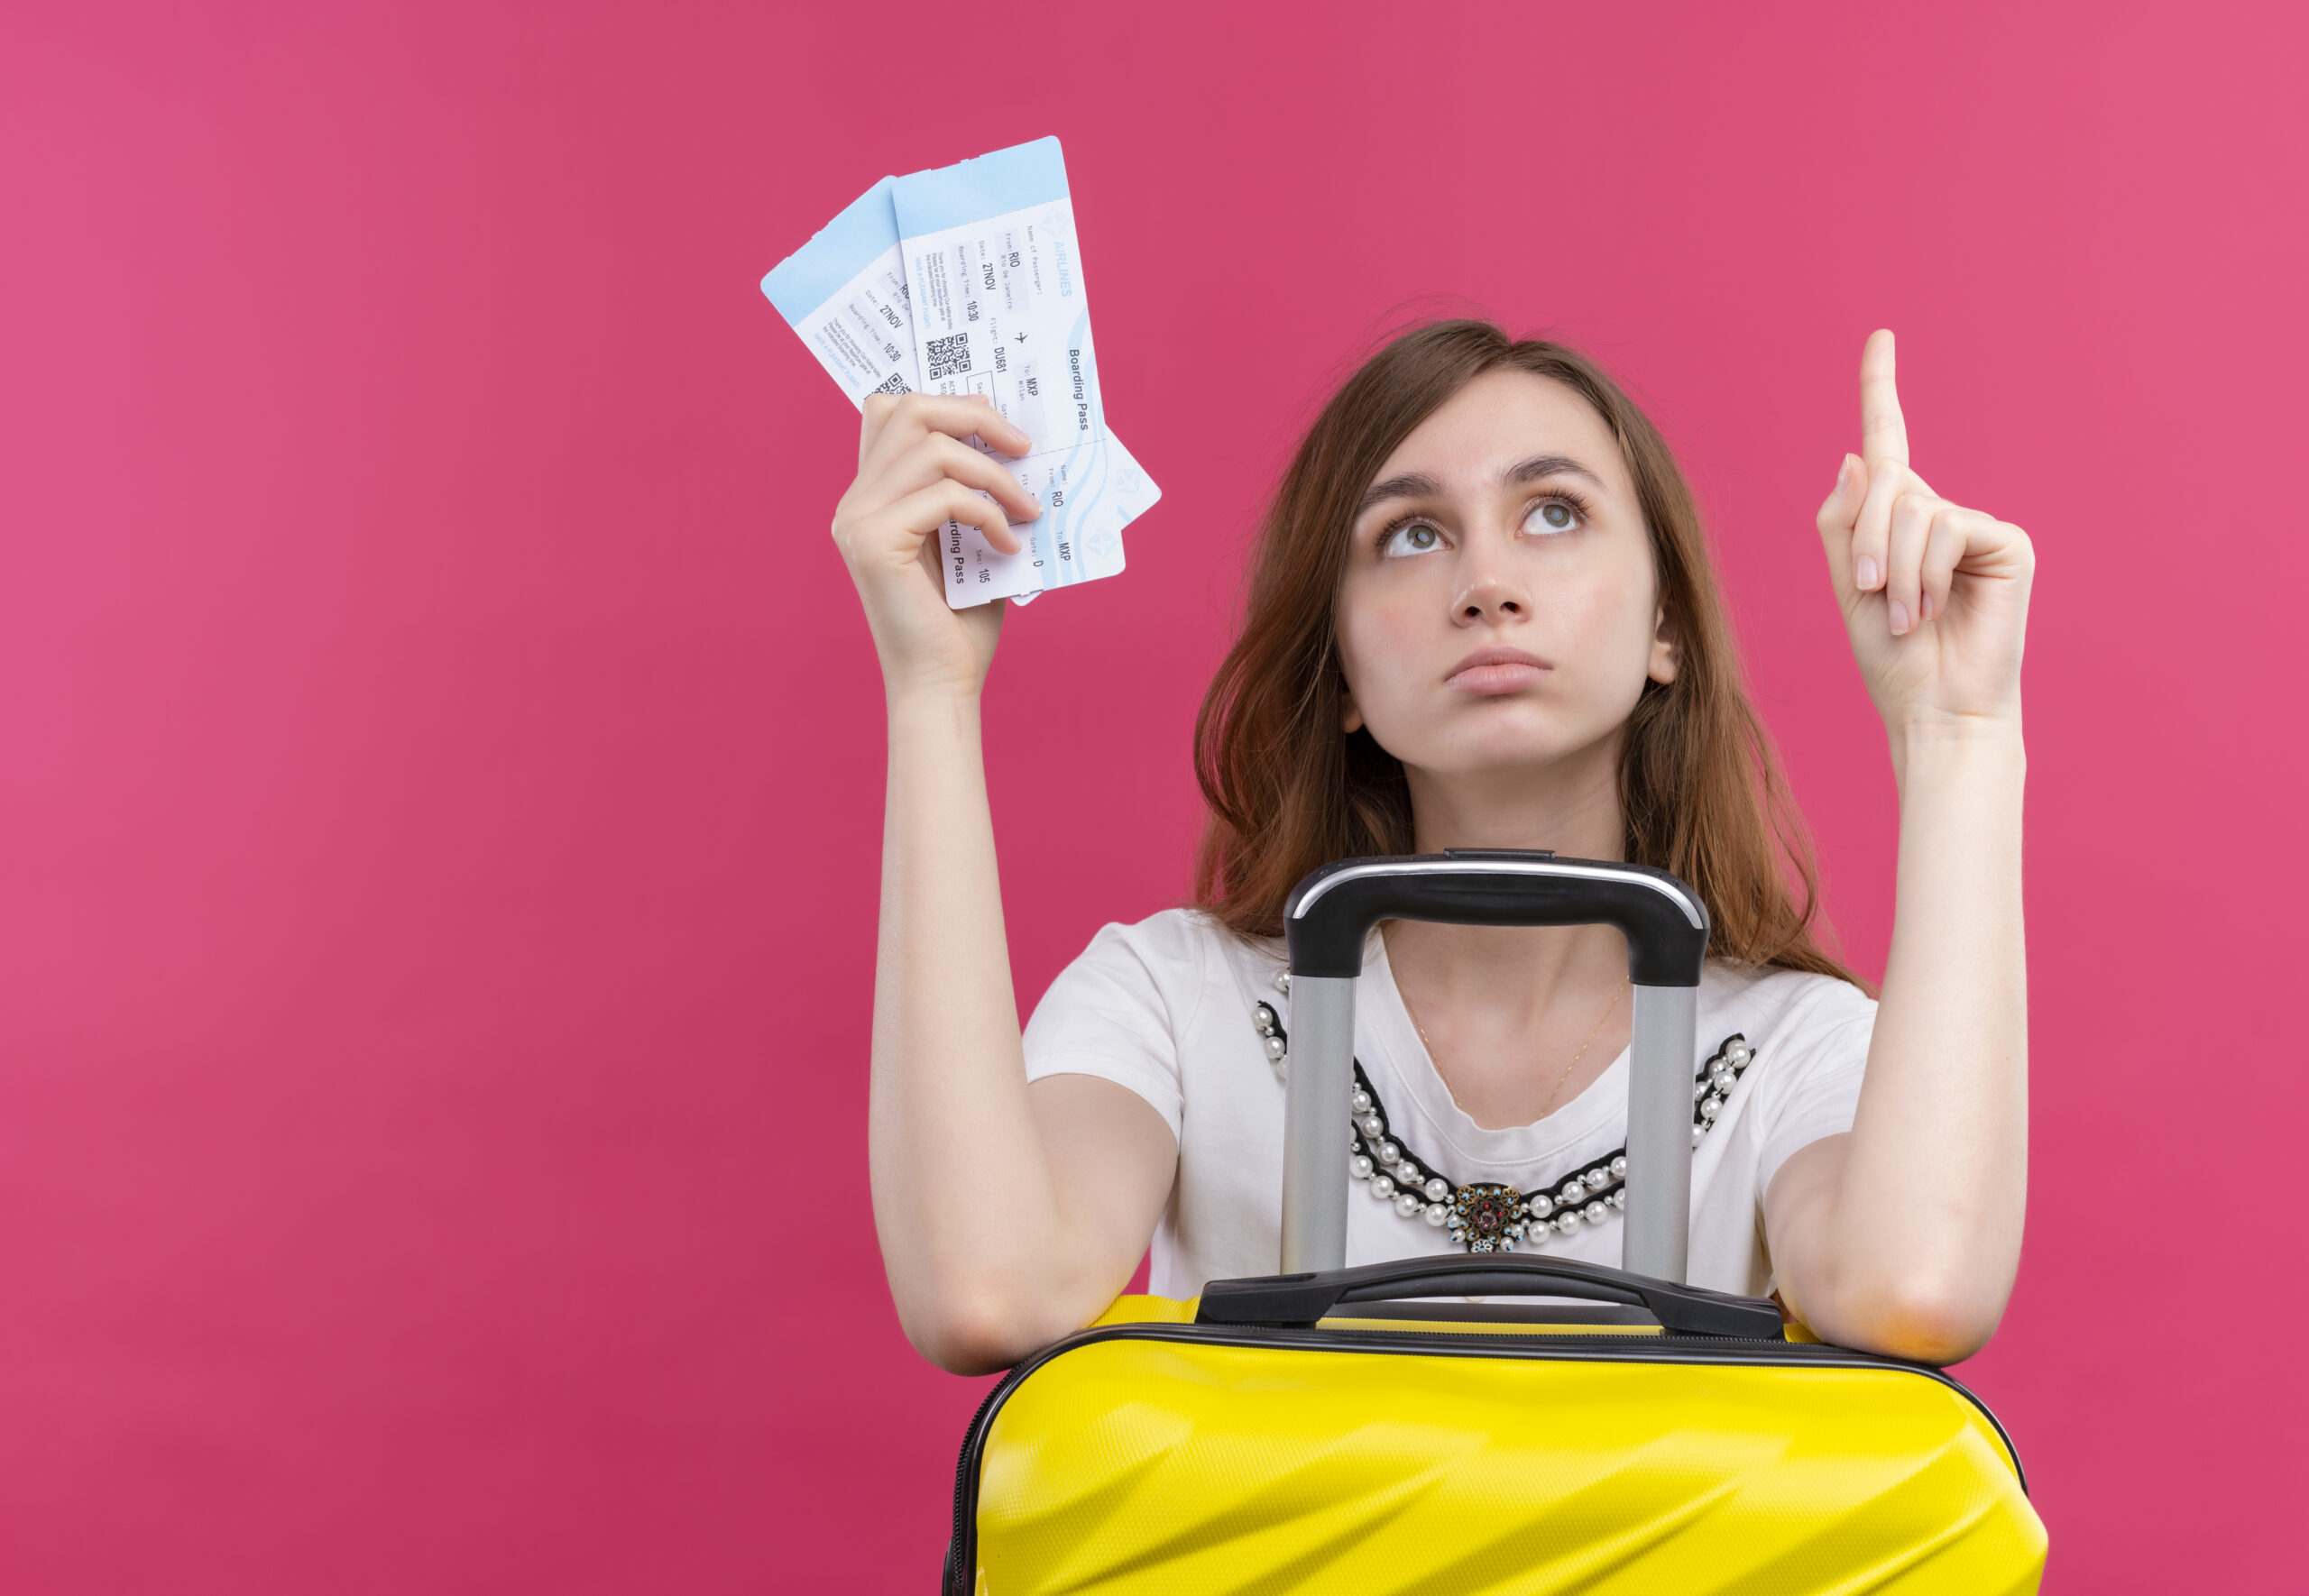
[1333,370,1675,785]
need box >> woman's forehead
[1370,370,1625,495]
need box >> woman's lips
[1444,647,1550,696]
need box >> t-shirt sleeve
[1020,915,1206,1141]
[1751,977,1877,1196]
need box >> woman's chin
[1394,736,1616,790]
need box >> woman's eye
[1525,500,1578,535]
[1381,522,1446,557]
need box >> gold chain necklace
[1407,976,1630,1120]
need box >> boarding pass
[762,140,1155,607]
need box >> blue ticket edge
[889,136,1069,240]
[760,175,899,325]
[760,138,1071,325]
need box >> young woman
[834,321,2032,1376]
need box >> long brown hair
[1191,319,1857,985]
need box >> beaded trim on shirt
[1251,988,1753,1254]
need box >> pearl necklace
[1253,978,1753,1253]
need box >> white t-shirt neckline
[1359,930,1634,1180]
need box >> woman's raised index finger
[1859,329,1908,468]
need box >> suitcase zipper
[946,1370,1028,1596]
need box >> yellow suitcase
[943,852,2046,1594]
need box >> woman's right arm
[835,394,1177,1375]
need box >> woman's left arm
[1765,329,2036,1363]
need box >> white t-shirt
[1022,908,1875,1302]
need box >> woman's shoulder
[1024,908,1281,1088]
[1702,959,1876,1049]
[1069,905,1274,973]
[1039,907,1280,1018]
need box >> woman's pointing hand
[1817,331,2036,733]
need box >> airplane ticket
[762,144,1155,607]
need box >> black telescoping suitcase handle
[1283,848,1710,984]
[1274,848,1712,1284]
[1198,1253,1782,1339]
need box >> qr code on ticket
[872,372,910,396]
[925,333,971,380]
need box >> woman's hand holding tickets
[1817,331,2035,741]
[834,393,1042,701]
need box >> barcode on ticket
[925,332,971,380]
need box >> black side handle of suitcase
[1198,1254,1783,1338]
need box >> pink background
[3,2,2303,1590]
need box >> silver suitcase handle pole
[1280,849,1710,1284]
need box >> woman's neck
[1403,777,1624,865]
[1384,736,1639,1128]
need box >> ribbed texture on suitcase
[968,1335,2045,1595]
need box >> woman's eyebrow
[1355,471,1443,518]
[1504,454,1605,488]
[1357,454,1606,518]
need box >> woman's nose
[1452,536,1531,622]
